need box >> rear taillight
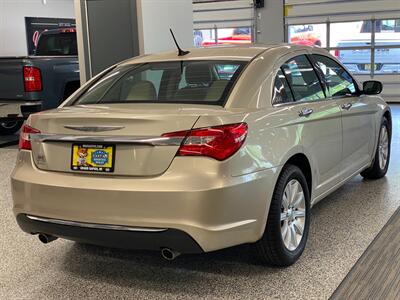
[19,124,40,150]
[23,66,42,92]
[163,123,248,161]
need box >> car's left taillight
[162,123,248,161]
[19,124,40,150]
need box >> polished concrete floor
[1,106,400,299]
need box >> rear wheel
[361,117,390,179]
[0,120,23,135]
[255,165,310,267]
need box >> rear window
[36,32,77,56]
[73,60,246,106]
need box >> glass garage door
[193,0,254,48]
[285,0,400,102]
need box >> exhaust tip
[38,233,58,244]
[161,248,180,261]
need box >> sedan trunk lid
[28,104,228,176]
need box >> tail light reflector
[163,123,248,161]
[19,124,40,150]
[23,66,42,92]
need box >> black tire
[361,117,391,179]
[255,164,310,267]
[0,120,23,135]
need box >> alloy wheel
[378,125,389,170]
[280,179,306,251]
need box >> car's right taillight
[23,66,42,92]
[19,124,40,150]
[162,123,248,161]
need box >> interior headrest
[185,63,212,85]
[126,80,156,101]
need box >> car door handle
[341,103,352,110]
[298,108,313,117]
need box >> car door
[312,54,376,179]
[274,53,343,202]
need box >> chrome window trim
[272,96,340,108]
[29,133,184,146]
[26,215,168,232]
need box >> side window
[273,69,294,104]
[281,55,325,102]
[313,54,357,98]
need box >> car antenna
[170,28,190,56]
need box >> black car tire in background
[0,120,23,135]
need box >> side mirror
[363,80,383,95]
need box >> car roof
[119,44,319,65]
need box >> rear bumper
[0,100,42,119]
[17,214,203,253]
[11,151,279,252]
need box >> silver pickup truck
[0,28,80,135]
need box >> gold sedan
[11,45,391,266]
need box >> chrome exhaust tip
[38,233,58,244]
[161,248,180,261]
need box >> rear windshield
[73,60,246,105]
[36,32,77,56]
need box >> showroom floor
[1,105,399,299]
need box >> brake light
[163,123,248,161]
[19,124,40,150]
[23,66,42,92]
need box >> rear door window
[272,69,294,104]
[313,54,357,98]
[74,60,246,106]
[281,55,325,102]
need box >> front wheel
[361,117,391,179]
[255,164,310,267]
[0,120,23,135]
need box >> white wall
[0,0,75,56]
[137,0,193,54]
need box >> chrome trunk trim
[64,125,126,132]
[26,215,168,232]
[29,133,184,146]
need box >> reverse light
[19,124,40,150]
[23,66,42,92]
[163,123,248,161]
